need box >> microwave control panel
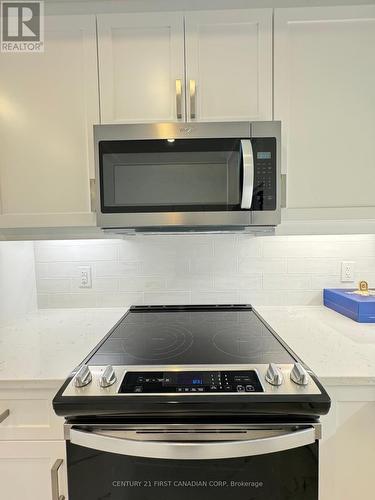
[119,370,264,394]
[250,137,277,211]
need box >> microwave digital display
[257,151,272,160]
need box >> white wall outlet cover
[79,266,92,288]
[341,261,355,282]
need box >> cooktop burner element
[118,325,194,360]
[53,305,331,420]
[213,329,268,358]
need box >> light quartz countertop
[0,306,375,387]
[0,308,126,387]
[256,306,375,386]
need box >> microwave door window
[99,139,243,213]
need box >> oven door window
[99,139,243,213]
[67,440,318,500]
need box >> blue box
[324,288,375,323]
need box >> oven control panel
[61,364,323,397]
[119,370,264,394]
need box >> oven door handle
[69,427,316,460]
[240,139,254,210]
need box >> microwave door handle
[240,139,254,209]
[189,79,196,120]
[175,79,183,120]
[69,427,316,460]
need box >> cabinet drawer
[0,440,67,500]
[0,387,64,440]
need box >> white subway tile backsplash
[190,291,239,304]
[239,259,286,274]
[71,277,118,292]
[96,292,143,307]
[237,236,263,259]
[213,235,238,259]
[34,234,375,309]
[190,256,237,274]
[239,290,289,306]
[263,274,311,290]
[35,242,118,262]
[0,242,37,323]
[355,272,375,287]
[47,292,98,308]
[119,276,166,292]
[37,294,50,308]
[140,258,189,276]
[284,291,322,306]
[143,291,191,305]
[165,275,213,291]
[94,261,140,277]
[287,258,339,275]
[355,259,375,273]
[37,278,71,293]
[214,273,262,290]
[310,276,353,290]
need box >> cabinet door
[275,6,375,218]
[0,441,67,500]
[97,12,185,124]
[0,15,98,228]
[0,387,64,441]
[185,9,272,122]
[320,386,375,500]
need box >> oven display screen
[176,373,204,386]
[257,151,271,159]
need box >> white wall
[0,242,37,323]
[34,234,375,308]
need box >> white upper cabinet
[97,9,273,124]
[97,12,185,123]
[0,15,98,228]
[275,6,375,217]
[185,9,272,122]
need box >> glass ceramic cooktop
[88,306,294,366]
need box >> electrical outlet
[341,261,355,282]
[79,266,92,288]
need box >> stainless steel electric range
[53,305,330,500]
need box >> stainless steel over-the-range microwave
[94,121,281,233]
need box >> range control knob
[265,363,284,386]
[74,365,92,388]
[290,363,309,386]
[99,365,117,388]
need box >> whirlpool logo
[1,1,44,52]
[179,127,193,134]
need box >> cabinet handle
[175,79,182,120]
[189,79,196,120]
[0,409,10,423]
[89,178,96,213]
[51,459,65,500]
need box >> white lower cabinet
[0,385,67,500]
[0,386,64,440]
[320,385,375,500]
[0,440,67,500]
